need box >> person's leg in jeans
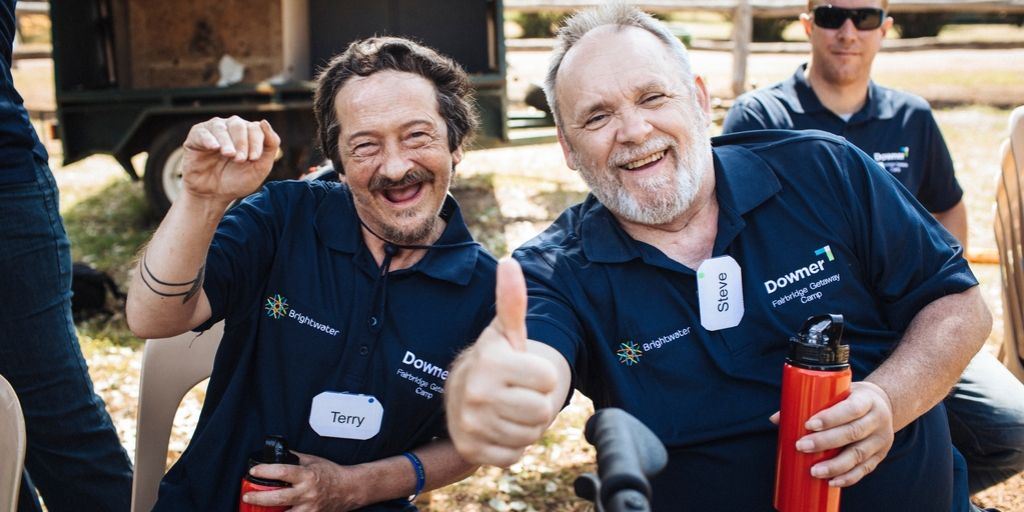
[945,350,1024,494]
[952,445,978,512]
[0,156,133,512]
[956,446,1003,512]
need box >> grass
[878,69,1024,93]
[931,23,1024,43]
[63,178,152,281]
[16,14,50,45]
[59,166,154,347]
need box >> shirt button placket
[359,315,382,357]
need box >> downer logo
[873,146,909,162]
[764,246,834,294]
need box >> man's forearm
[350,439,476,507]
[865,286,991,431]
[932,200,968,253]
[125,193,230,338]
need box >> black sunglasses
[812,5,886,30]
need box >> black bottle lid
[244,435,300,487]
[787,314,850,371]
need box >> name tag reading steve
[697,255,744,331]
[309,391,383,440]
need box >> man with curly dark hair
[127,37,494,511]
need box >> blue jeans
[0,155,132,512]
[946,350,1024,494]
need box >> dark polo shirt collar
[313,185,479,286]
[783,63,896,122]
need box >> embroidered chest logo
[265,294,289,319]
[764,245,835,294]
[814,245,835,262]
[616,328,692,366]
[263,293,341,336]
[616,341,643,366]
[396,350,448,401]
[765,245,842,308]
[872,146,910,174]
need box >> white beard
[575,123,712,226]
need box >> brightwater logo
[264,294,289,319]
[263,293,340,336]
[616,341,643,366]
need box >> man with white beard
[444,5,992,511]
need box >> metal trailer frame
[49,0,510,214]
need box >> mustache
[368,168,435,193]
[609,136,677,167]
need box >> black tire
[752,17,790,42]
[143,123,192,218]
[894,13,947,39]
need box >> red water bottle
[239,435,300,512]
[774,314,851,512]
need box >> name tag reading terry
[309,392,383,440]
[697,255,744,331]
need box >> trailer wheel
[144,124,192,217]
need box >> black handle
[584,408,668,511]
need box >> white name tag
[309,392,383,440]
[697,255,744,331]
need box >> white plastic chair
[130,322,223,512]
[996,106,1024,383]
[0,372,26,512]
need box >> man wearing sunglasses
[723,0,1024,498]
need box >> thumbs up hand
[495,257,528,351]
[445,258,566,467]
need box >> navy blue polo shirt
[154,181,497,511]
[722,64,962,214]
[514,130,976,511]
[0,0,48,184]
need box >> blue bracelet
[402,451,426,502]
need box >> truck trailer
[50,0,508,214]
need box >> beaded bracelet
[402,451,426,502]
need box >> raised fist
[179,116,281,203]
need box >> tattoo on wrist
[139,251,206,303]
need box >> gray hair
[542,4,696,126]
